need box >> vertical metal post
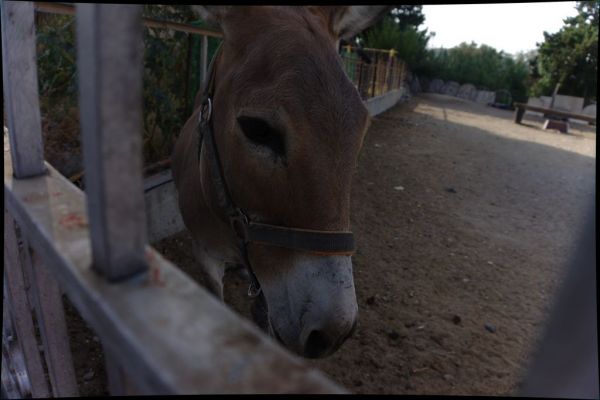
[75,4,148,281]
[3,211,50,398]
[22,240,79,397]
[1,1,46,178]
[200,35,208,85]
[357,61,364,99]
[371,53,378,98]
[102,344,140,395]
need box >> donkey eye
[237,116,285,157]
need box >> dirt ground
[62,92,595,395]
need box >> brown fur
[172,5,388,357]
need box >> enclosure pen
[2,2,347,396]
[340,45,406,101]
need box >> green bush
[361,15,430,71]
[34,6,223,174]
[422,43,530,103]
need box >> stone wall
[526,95,592,122]
[572,103,596,125]
[429,79,444,94]
[420,77,498,106]
[441,81,460,96]
[474,90,495,105]
[457,83,477,101]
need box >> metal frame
[340,46,406,100]
[2,1,345,395]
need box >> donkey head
[192,5,388,358]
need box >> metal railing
[340,45,405,100]
[2,2,345,396]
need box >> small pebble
[83,370,95,381]
[443,374,454,381]
[394,186,405,191]
[485,323,497,333]
[452,315,462,325]
[445,187,457,193]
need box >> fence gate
[2,2,346,396]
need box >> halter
[196,45,355,298]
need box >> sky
[422,2,580,55]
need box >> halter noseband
[196,46,355,298]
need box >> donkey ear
[191,6,232,25]
[323,6,392,40]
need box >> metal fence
[2,2,345,396]
[340,45,406,100]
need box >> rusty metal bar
[21,239,79,397]
[76,4,148,281]
[3,210,50,398]
[1,1,46,178]
[357,61,364,99]
[2,291,27,399]
[4,145,347,393]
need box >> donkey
[172,5,390,359]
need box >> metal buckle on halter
[230,208,250,243]
[198,97,212,125]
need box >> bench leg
[514,107,525,124]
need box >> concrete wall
[582,104,597,117]
[441,81,460,96]
[474,90,495,105]
[457,83,477,101]
[553,95,585,113]
[525,95,593,124]
[365,87,406,117]
[410,76,421,94]
[536,95,585,113]
[525,97,546,117]
[429,79,444,93]
[144,170,185,244]
[572,103,596,125]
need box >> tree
[530,1,598,103]
[390,5,425,30]
[421,42,531,103]
[358,5,427,47]
[357,6,432,71]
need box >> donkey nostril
[304,330,331,359]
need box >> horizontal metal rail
[3,139,346,394]
[33,2,223,38]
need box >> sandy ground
[63,93,595,395]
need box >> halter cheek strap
[196,45,356,297]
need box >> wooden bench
[513,102,596,134]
